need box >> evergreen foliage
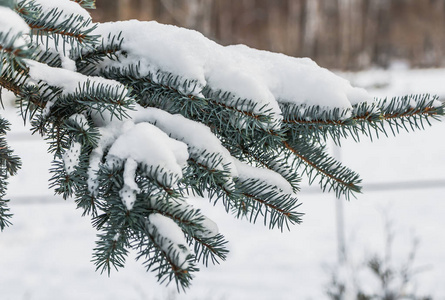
[0,116,21,230]
[0,0,443,290]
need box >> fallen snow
[31,0,91,23]
[25,60,130,117]
[0,6,30,47]
[63,141,81,174]
[129,105,238,177]
[147,213,191,269]
[234,158,294,195]
[196,216,219,239]
[26,60,127,96]
[93,20,372,122]
[69,114,90,131]
[120,158,140,210]
[225,44,371,107]
[105,121,189,185]
[87,125,120,195]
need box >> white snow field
[1,67,445,300]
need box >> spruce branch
[33,47,63,68]
[182,154,238,210]
[0,31,35,71]
[0,117,21,176]
[236,146,301,193]
[0,116,21,231]
[0,64,57,125]
[283,139,362,199]
[235,177,302,230]
[75,31,124,75]
[201,86,277,129]
[143,198,229,265]
[49,159,76,198]
[17,0,98,51]
[133,218,197,291]
[1,5,444,291]
[90,64,281,136]
[0,0,15,8]
[99,65,210,118]
[82,136,229,283]
[100,64,353,203]
[191,233,228,267]
[57,80,134,119]
[0,198,13,230]
[281,103,361,145]
[93,225,129,276]
[64,115,100,149]
[377,95,443,135]
[281,95,444,146]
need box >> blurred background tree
[89,0,445,70]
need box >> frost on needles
[0,0,443,290]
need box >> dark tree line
[90,0,445,70]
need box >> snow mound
[105,121,189,184]
[94,20,372,122]
[129,105,238,177]
[0,6,30,47]
[31,0,91,23]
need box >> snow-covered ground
[1,68,444,300]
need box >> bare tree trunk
[186,0,214,36]
[267,1,285,53]
[317,0,340,67]
[302,0,320,57]
[286,0,303,57]
[215,0,233,44]
[341,0,365,69]
[338,0,351,68]
[376,0,391,68]
[92,0,119,21]
[362,0,381,67]
[117,0,133,20]
[157,0,186,24]
[427,0,445,66]
[138,0,155,20]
